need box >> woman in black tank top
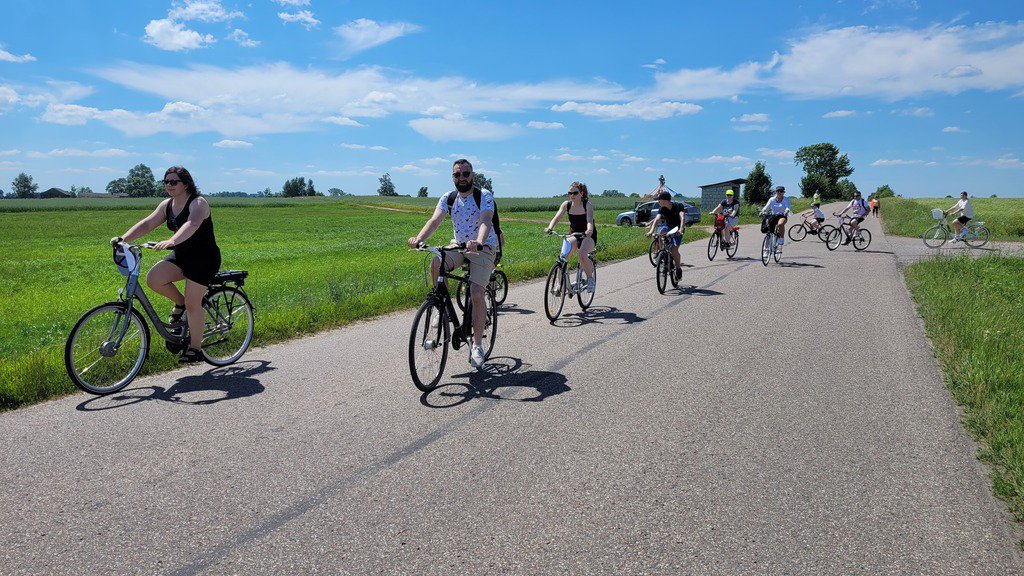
[113,166,221,362]
[543,182,598,292]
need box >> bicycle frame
[424,246,477,345]
[114,247,188,348]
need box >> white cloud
[942,126,965,132]
[894,107,934,117]
[591,155,609,161]
[214,139,252,148]
[733,124,769,132]
[408,116,521,142]
[697,155,752,164]
[732,113,770,123]
[596,168,610,174]
[544,167,558,174]
[0,45,36,63]
[323,116,364,127]
[144,19,216,51]
[278,10,320,30]
[653,58,776,100]
[340,143,388,150]
[642,58,667,69]
[871,158,925,166]
[272,0,309,5]
[661,157,679,163]
[756,147,795,160]
[942,65,982,79]
[27,148,131,158]
[0,149,19,156]
[333,18,421,56]
[228,29,260,48]
[554,153,583,161]
[390,163,436,176]
[525,154,541,161]
[822,110,857,118]
[169,0,242,22]
[955,154,1023,169]
[527,120,564,129]
[419,157,448,165]
[552,99,701,120]
[623,156,645,162]
[230,167,277,176]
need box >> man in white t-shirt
[945,191,975,242]
[836,191,870,244]
[408,158,497,368]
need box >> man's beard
[455,180,473,193]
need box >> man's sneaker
[586,277,596,293]
[843,238,852,245]
[674,268,682,281]
[469,345,486,368]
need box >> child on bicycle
[799,203,826,233]
[649,191,686,280]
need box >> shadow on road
[856,249,895,255]
[498,303,535,315]
[75,360,274,411]
[420,356,570,408]
[777,261,825,269]
[554,306,646,328]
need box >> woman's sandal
[178,347,203,364]
[168,304,186,325]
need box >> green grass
[904,255,1024,520]
[0,200,681,410]
[880,197,1024,241]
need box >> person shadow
[555,306,646,328]
[76,360,274,411]
[420,356,570,408]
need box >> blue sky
[1,0,1022,198]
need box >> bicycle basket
[714,214,726,230]
[931,208,943,220]
[112,245,139,277]
[760,218,770,233]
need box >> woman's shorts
[957,215,972,224]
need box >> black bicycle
[544,232,597,322]
[65,242,255,395]
[456,257,508,311]
[825,213,872,251]
[707,212,739,261]
[788,214,830,242]
[653,227,683,294]
[408,243,498,392]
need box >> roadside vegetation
[880,197,1024,241]
[904,255,1024,521]
[0,199,703,410]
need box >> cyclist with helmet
[709,188,740,246]
[109,166,221,363]
[761,186,792,246]
[836,190,869,244]
[545,181,597,293]
[798,202,826,233]
[945,191,974,242]
[649,191,686,281]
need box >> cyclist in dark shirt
[709,189,740,246]
[649,191,685,280]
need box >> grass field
[0,197,702,410]
[904,255,1024,522]
[879,197,1024,241]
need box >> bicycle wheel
[761,235,771,266]
[408,299,449,392]
[922,224,947,248]
[826,228,842,251]
[648,237,658,266]
[817,225,835,242]
[707,233,719,261]
[773,238,782,263]
[201,286,255,366]
[788,224,807,242]
[65,302,150,395]
[964,224,990,248]
[577,257,596,310]
[455,281,468,312]
[853,229,872,251]
[725,230,739,258]
[491,270,509,305]
[544,263,566,322]
[656,253,669,294]
[480,288,498,360]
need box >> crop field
[0,197,703,410]
[905,255,1024,520]
[879,197,1024,241]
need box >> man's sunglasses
[452,171,472,178]
[163,179,182,185]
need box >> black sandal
[168,304,186,325]
[178,347,203,364]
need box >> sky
[1,0,1022,198]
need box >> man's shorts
[854,216,865,224]
[444,245,495,287]
[957,215,972,225]
[658,225,682,246]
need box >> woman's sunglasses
[163,179,182,185]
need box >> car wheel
[620,217,632,227]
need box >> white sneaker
[469,345,486,368]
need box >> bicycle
[648,236,659,266]
[760,215,784,266]
[825,213,872,251]
[654,227,683,293]
[408,243,498,392]
[64,242,255,395]
[707,213,739,261]
[788,214,830,243]
[544,232,597,321]
[921,209,990,248]
[456,257,508,311]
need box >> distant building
[700,179,747,212]
[40,187,72,199]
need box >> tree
[743,161,772,205]
[377,173,396,196]
[282,177,309,197]
[835,178,859,199]
[799,173,830,201]
[417,186,429,198]
[601,189,624,197]
[472,172,493,192]
[257,187,274,197]
[125,164,159,197]
[68,185,93,197]
[308,178,318,196]
[328,187,346,197]
[874,184,895,199]
[794,142,854,199]
[12,173,38,198]
[629,192,640,198]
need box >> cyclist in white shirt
[945,191,974,242]
[761,186,792,245]
[836,191,869,245]
[408,158,497,368]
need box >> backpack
[445,187,501,235]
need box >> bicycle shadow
[420,356,570,408]
[675,285,725,296]
[497,303,535,315]
[555,306,646,328]
[777,261,825,269]
[76,360,274,412]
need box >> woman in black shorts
[111,166,221,363]
[544,181,597,293]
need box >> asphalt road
[2,210,1022,575]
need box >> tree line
[742,142,896,204]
